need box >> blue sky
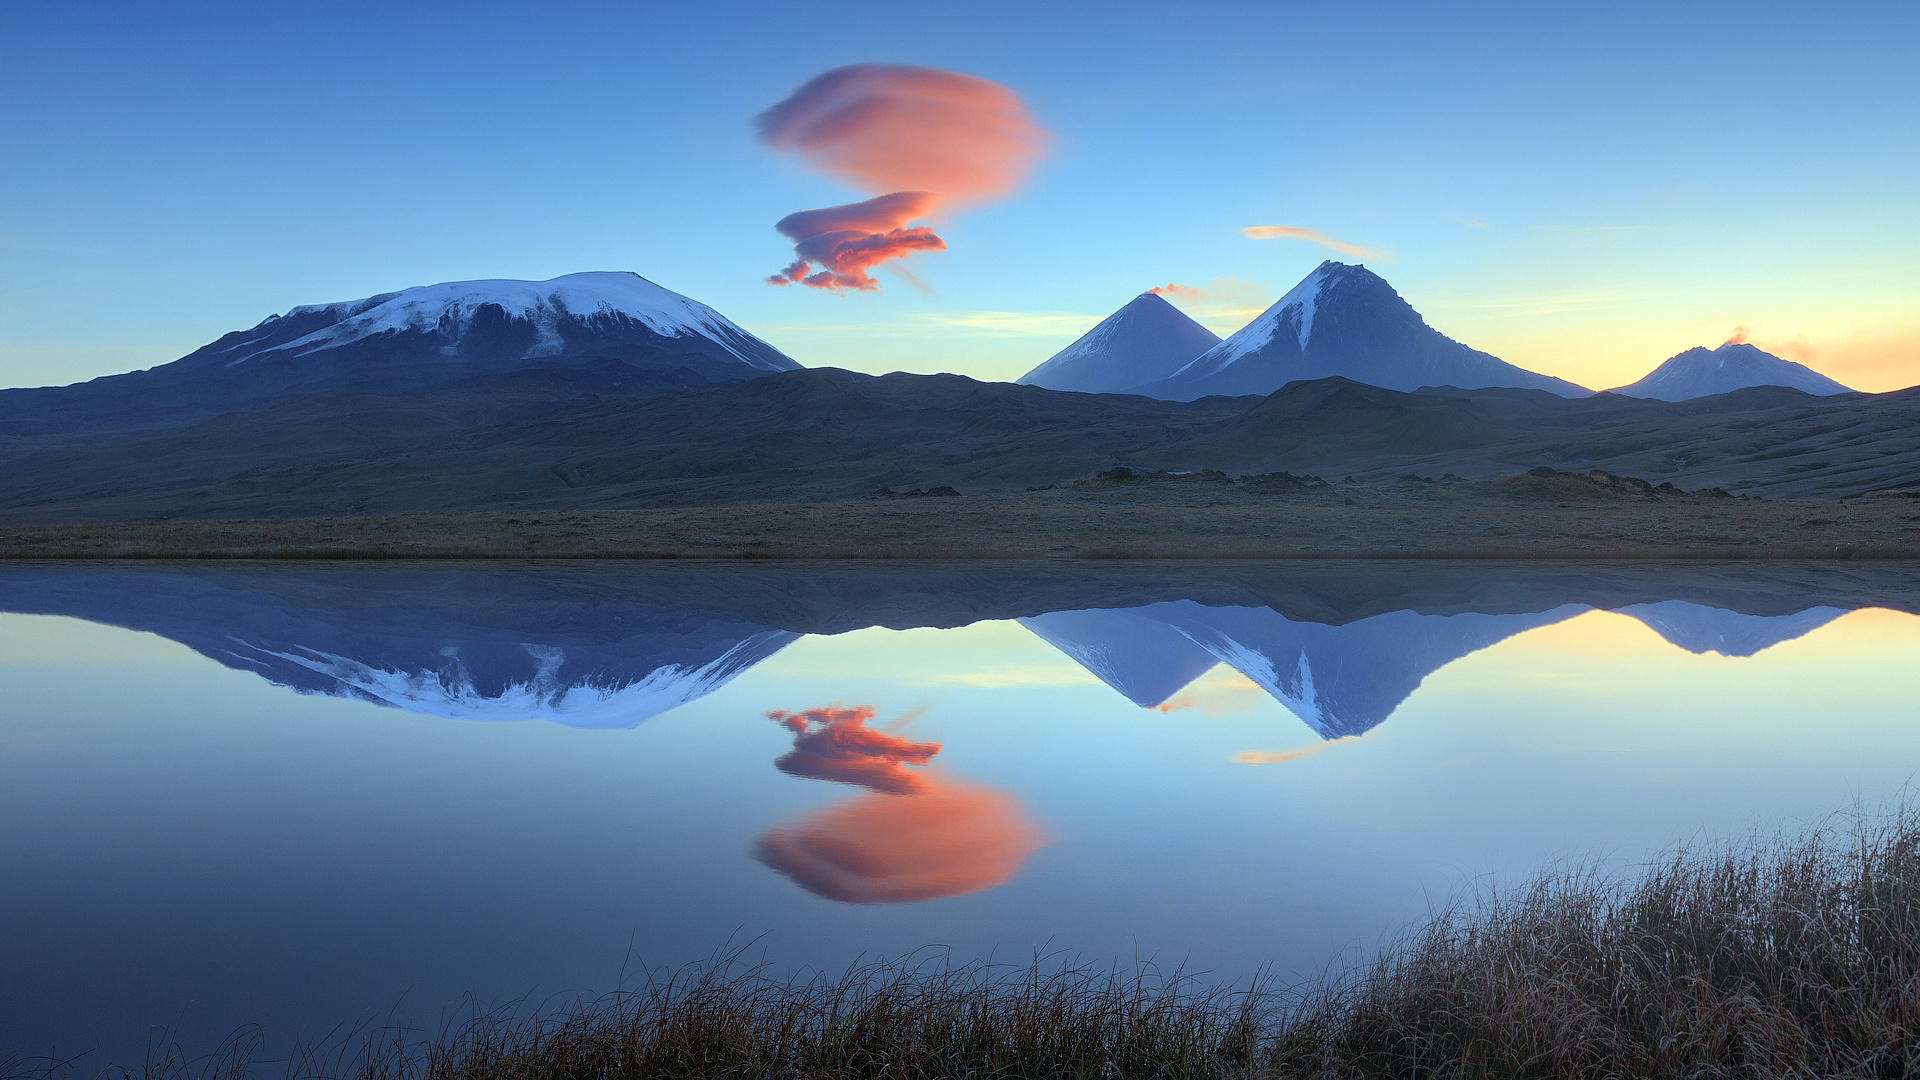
[2,0,1915,391]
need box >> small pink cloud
[766,703,940,794]
[766,193,948,292]
[755,779,1044,903]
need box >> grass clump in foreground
[42,804,1920,1080]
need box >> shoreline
[22,806,1920,1079]
[2,484,1917,561]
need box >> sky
[1,0,1916,393]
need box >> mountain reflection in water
[4,560,1920,1065]
[0,562,1910,742]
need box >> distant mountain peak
[1609,341,1852,401]
[1127,261,1589,401]
[1017,290,1221,394]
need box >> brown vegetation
[53,804,1920,1079]
[1,473,1916,560]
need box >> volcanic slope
[1129,262,1590,400]
[1610,342,1854,400]
[1018,292,1221,394]
[0,272,798,437]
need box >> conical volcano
[1018,292,1221,394]
[1128,262,1589,400]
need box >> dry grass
[2,480,1918,561]
[25,805,1920,1079]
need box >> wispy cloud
[743,312,1101,340]
[1242,225,1385,260]
[1421,287,1630,318]
[1540,224,1653,236]
[926,664,1101,688]
[1235,735,1359,765]
[917,311,1103,336]
[1450,214,1489,229]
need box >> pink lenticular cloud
[756,65,1047,202]
[755,780,1044,903]
[756,64,1048,292]
[766,193,948,292]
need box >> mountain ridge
[1128,262,1591,400]
[1017,292,1221,394]
[1609,342,1854,401]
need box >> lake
[3,560,1917,1066]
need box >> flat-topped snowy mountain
[0,271,798,432]
[1608,342,1853,401]
[1128,262,1589,401]
[1017,292,1221,394]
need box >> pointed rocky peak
[1017,290,1222,394]
[1127,262,1589,401]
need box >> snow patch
[1170,262,1331,378]
[237,272,784,369]
[227,631,793,728]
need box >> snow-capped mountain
[1607,342,1853,401]
[211,272,794,373]
[1016,292,1221,394]
[0,271,799,430]
[1127,262,1589,401]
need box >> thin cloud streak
[1236,735,1359,765]
[925,312,1102,336]
[1242,225,1385,260]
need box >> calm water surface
[3,561,1918,1063]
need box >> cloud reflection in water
[755,703,1044,904]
